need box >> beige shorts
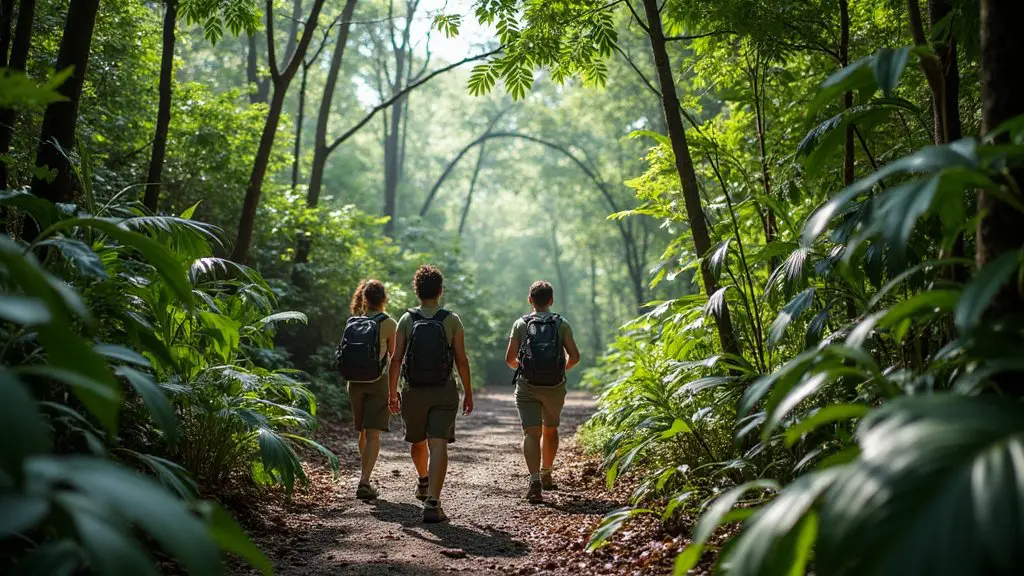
[515,380,567,429]
[348,377,390,432]
[401,382,459,444]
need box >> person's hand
[389,393,401,414]
[462,394,474,416]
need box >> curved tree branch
[326,47,503,153]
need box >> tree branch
[665,29,737,41]
[327,47,503,153]
[280,0,326,81]
[625,0,651,35]
[266,0,279,80]
[613,44,704,134]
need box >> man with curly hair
[389,265,474,523]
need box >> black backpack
[335,313,388,382]
[516,314,565,386]
[402,309,453,387]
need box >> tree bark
[0,0,35,190]
[750,56,776,245]
[246,34,270,104]
[976,0,1024,283]
[29,0,99,207]
[231,0,326,263]
[143,0,178,212]
[590,251,603,356]
[928,0,962,143]
[291,63,308,191]
[458,142,486,235]
[840,0,859,321]
[551,222,570,318]
[640,0,740,356]
[304,0,357,212]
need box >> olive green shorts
[401,382,459,444]
[348,378,390,432]
[515,380,567,429]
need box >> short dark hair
[413,265,444,300]
[529,280,553,307]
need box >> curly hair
[412,265,444,300]
[350,279,387,315]
[529,280,554,307]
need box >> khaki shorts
[401,382,459,444]
[515,380,567,429]
[348,378,390,432]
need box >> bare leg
[358,429,366,457]
[426,438,449,500]
[359,429,381,484]
[541,426,559,470]
[411,440,428,478]
[523,426,542,475]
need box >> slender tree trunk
[551,222,570,318]
[590,252,603,356]
[0,0,11,64]
[0,0,35,190]
[143,0,177,212]
[458,142,486,235]
[382,38,407,237]
[29,0,99,207]
[283,0,302,64]
[929,0,961,143]
[294,0,358,265]
[291,63,309,191]
[640,0,740,356]
[977,0,1024,285]
[751,58,776,244]
[305,0,358,211]
[839,0,859,321]
[246,34,270,104]
[231,0,326,263]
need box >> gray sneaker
[423,497,448,523]
[415,481,429,501]
[356,483,379,501]
[541,471,557,491]
[525,478,543,503]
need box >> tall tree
[976,0,1024,292]
[0,0,35,190]
[29,0,100,206]
[143,0,260,211]
[639,0,740,356]
[231,0,326,263]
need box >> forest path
[244,388,611,575]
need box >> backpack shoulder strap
[371,312,388,323]
[408,308,424,322]
[433,309,451,323]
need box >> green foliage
[180,0,261,44]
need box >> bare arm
[505,337,520,369]
[389,332,405,401]
[564,331,581,371]
[453,329,473,413]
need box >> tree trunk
[929,0,961,143]
[458,142,486,235]
[551,222,570,318]
[0,0,35,190]
[291,63,308,191]
[246,34,270,104]
[231,0,326,263]
[840,0,859,321]
[382,95,403,235]
[751,57,776,245]
[293,0,358,265]
[976,0,1024,284]
[29,0,99,206]
[590,252,603,356]
[640,0,741,356]
[143,0,177,212]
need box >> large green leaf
[817,396,1024,575]
[43,217,193,308]
[37,237,108,279]
[0,295,51,325]
[197,502,273,575]
[0,369,50,476]
[0,189,59,232]
[18,364,121,435]
[586,507,654,551]
[955,251,1021,333]
[114,367,178,443]
[768,288,815,349]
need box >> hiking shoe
[355,483,379,501]
[423,498,448,523]
[525,478,543,503]
[541,471,558,491]
[415,480,429,501]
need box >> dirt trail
[244,388,611,575]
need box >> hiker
[389,265,474,523]
[336,280,398,501]
[505,280,580,503]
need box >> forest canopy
[2,0,1024,574]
